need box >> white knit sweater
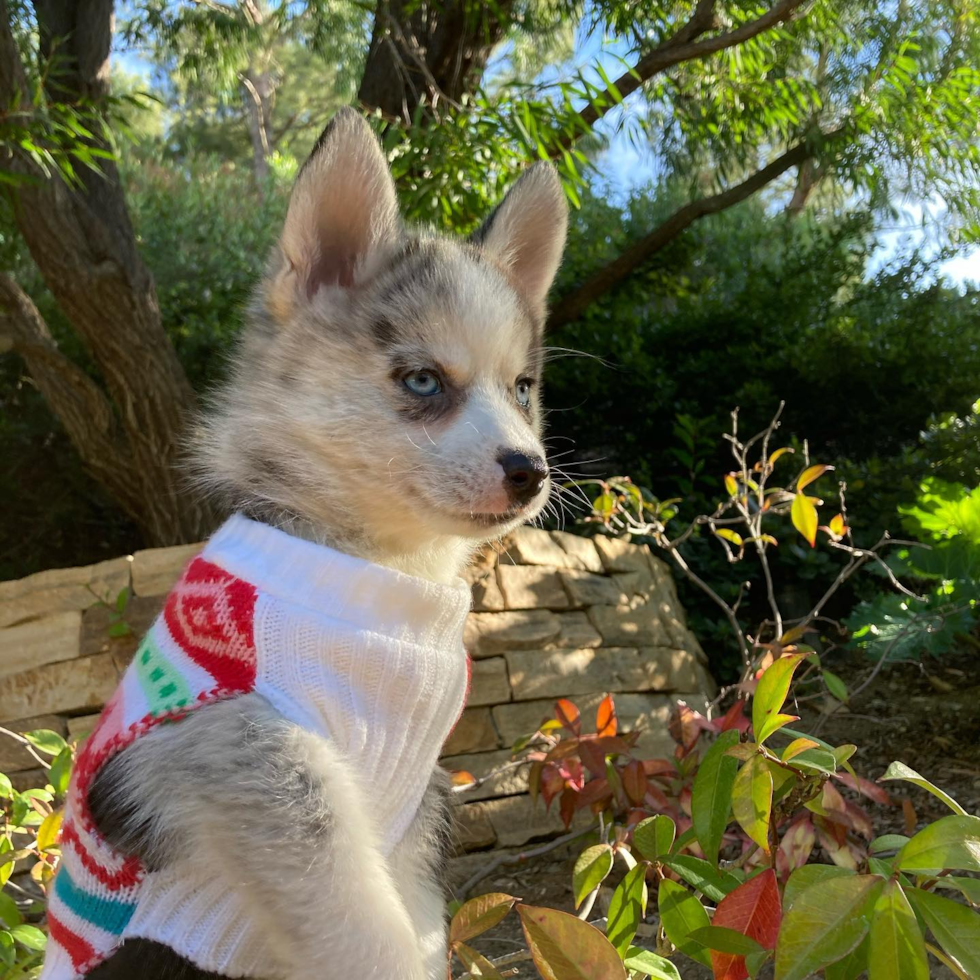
[41,515,471,979]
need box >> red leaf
[669,702,708,752]
[621,759,648,805]
[709,869,782,980]
[555,699,581,736]
[578,741,607,778]
[528,761,543,803]
[641,758,676,778]
[558,759,585,792]
[718,700,751,734]
[776,817,815,879]
[541,766,565,809]
[902,798,918,836]
[575,777,611,812]
[835,772,893,806]
[596,695,617,737]
[644,782,671,811]
[559,788,577,828]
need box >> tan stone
[0,654,118,719]
[10,768,48,793]
[0,557,132,629]
[499,527,570,567]
[592,535,650,574]
[80,594,163,663]
[638,647,703,692]
[587,604,672,647]
[0,715,68,772]
[481,794,588,847]
[442,708,499,756]
[464,610,561,657]
[0,611,81,679]
[547,612,603,650]
[131,543,202,597]
[496,565,569,611]
[559,570,627,608]
[468,657,511,707]
[66,713,102,742]
[453,801,497,850]
[442,748,529,802]
[551,531,604,572]
[462,563,505,612]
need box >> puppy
[40,107,567,980]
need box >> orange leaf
[595,695,617,737]
[555,699,581,736]
[796,464,834,492]
[450,893,519,944]
[767,447,794,469]
[791,493,818,548]
[450,770,476,789]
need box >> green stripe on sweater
[134,633,193,715]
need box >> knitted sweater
[40,515,472,980]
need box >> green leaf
[0,893,21,929]
[633,815,675,864]
[449,893,518,944]
[824,936,868,980]
[773,875,883,980]
[607,863,648,955]
[0,774,11,799]
[868,880,928,980]
[939,876,980,907]
[752,654,804,745]
[573,845,614,910]
[897,815,980,873]
[880,762,968,816]
[906,887,980,978]
[0,838,12,889]
[745,948,771,978]
[783,865,856,910]
[23,730,67,757]
[518,904,627,980]
[662,856,740,904]
[691,730,739,867]
[657,879,711,967]
[786,748,837,775]
[732,755,773,854]
[48,746,72,796]
[622,947,681,980]
[454,942,504,978]
[10,924,46,951]
[822,670,849,702]
[690,926,765,956]
[869,835,910,855]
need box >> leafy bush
[451,684,980,979]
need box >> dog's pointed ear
[279,107,399,299]
[471,162,568,313]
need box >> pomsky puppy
[40,107,567,980]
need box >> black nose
[498,451,548,504]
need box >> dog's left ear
[472,162,568,315]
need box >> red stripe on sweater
[60,821,142,892]
[47,911,97,971]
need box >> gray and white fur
[87,107,567,979]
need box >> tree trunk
[0,0,212,545]
[243,66,275,187]
[358,0,514,120]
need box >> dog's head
[199,108,567,564]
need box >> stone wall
[0,529,714,852]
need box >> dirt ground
[450,646,980,978]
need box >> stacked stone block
[0,529,714,852]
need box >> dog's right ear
[273,107,399,310]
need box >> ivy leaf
[691,729,739,867]
[868,880,928,980]
[518,904,627,980]
[791,493,818,548]
[633,814,675,863]
[572,845,614,910]
[657,879,711,967]
[906,887,980,978]
[752,654,804,745]
[897,814,980,873]
[449,893,518,944]
[606,863,647,955]
[732,755,773,854]
[773,875,883,980]
[879,762,967,816]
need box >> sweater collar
[201,514,472,649]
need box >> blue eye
[403,369,443,397]
[515,378,533,408]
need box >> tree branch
[553,0,810,155]
[549,134,829,327]
[0,272,139,510]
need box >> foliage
[455,685,980,980]
[847,478,980,662]
[0,727,74,979]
